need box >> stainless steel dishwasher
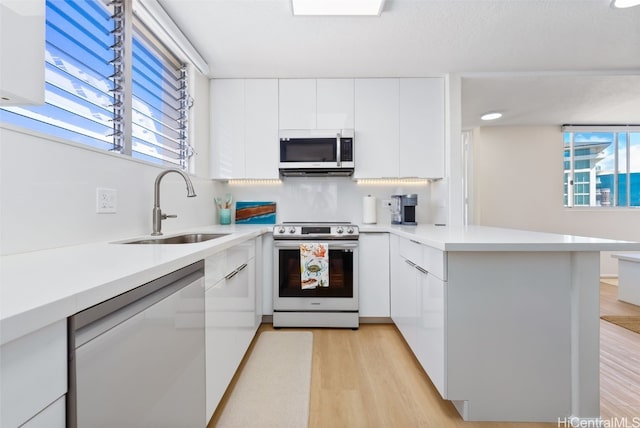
[67,261,205,428]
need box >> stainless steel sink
[122,233,229,245]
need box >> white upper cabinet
[399,78,445,178]
[0,0,45,105]
[210,79,278,179]
[355,77,445,179]
[211,79,245,179]
[245,80,279,178]
[316,79,354,129]
[279,78,354,130]
[354,78,400,178]
[279,79,316,129]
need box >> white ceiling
[158,0,640,129]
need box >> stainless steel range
[273,222,359,328]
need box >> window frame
[563,125,640,209]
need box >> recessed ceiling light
[481,112,503,121]
[291,0,385,16]
[611,0,640,8]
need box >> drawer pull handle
[225,270,238,280]
[236,263,248,273]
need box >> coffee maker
[391,194,418,225]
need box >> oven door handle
[273,241,358,249]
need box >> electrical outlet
[96,188,117,214]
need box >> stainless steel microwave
[279,129,354,176]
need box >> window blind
[0,0,117,151]
[131,19,192,169]
[0,0,195,170]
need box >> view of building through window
[564,130,640,207]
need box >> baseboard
[262,315,392,324]
[359,317,393,324]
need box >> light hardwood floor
[600,282,640,421]
[211,282,640,427]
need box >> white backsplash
[224,177,446,225]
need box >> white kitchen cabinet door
[279,79,316,129]
[354,78,400,178]
[1,320,67,428]
[0,0,45,105]
[245,79,279,178]
[211,79,279,179]
[399,78,445,178]
[21,396,65,428]
[390,234,418,345]
[359,233,390,317]
[416,271,446,398]
[317,79,354,129]
[210,79,245,179]
[205,239,260,420]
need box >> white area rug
[216,331,313,428]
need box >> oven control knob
[347,227,354,234]
[336,227,344,234]
[278,227,285,234]
[289,227,296,234]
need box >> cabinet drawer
[227,240,255,270]
[0,320,67,428]
[205,240,256,290]
[423,246,446,281]
[399,237,422,264]
[399,238,446,281]
[206,259,255,311]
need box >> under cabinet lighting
[356,178,432,185]
[611,0,640,8]
[227,179,282,185]
[291,0,385,16]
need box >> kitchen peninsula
[2,224,639,425]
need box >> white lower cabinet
[390,235,447,398]
[205,239,262,421]
[358,233,390,317]
[0,319,67,428]
[21,396,65,428]
[416,271,446,397]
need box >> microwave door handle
[336,132,341,167]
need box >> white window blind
[0,0,196,170]
[0,0,117,151]
[131,20,192,168]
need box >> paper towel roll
[362,195,377,224]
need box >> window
[0,0,194,170]
[563,127,640,207]
[131,21,191,168]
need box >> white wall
[471,126,640,276]
[0,71,223,255]
[221,178,437,226]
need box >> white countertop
[0,225,268,346]
[3,223,639,346]
[612,253,640,262]
[360,224,640,252]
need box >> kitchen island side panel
[446,251,573,422]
